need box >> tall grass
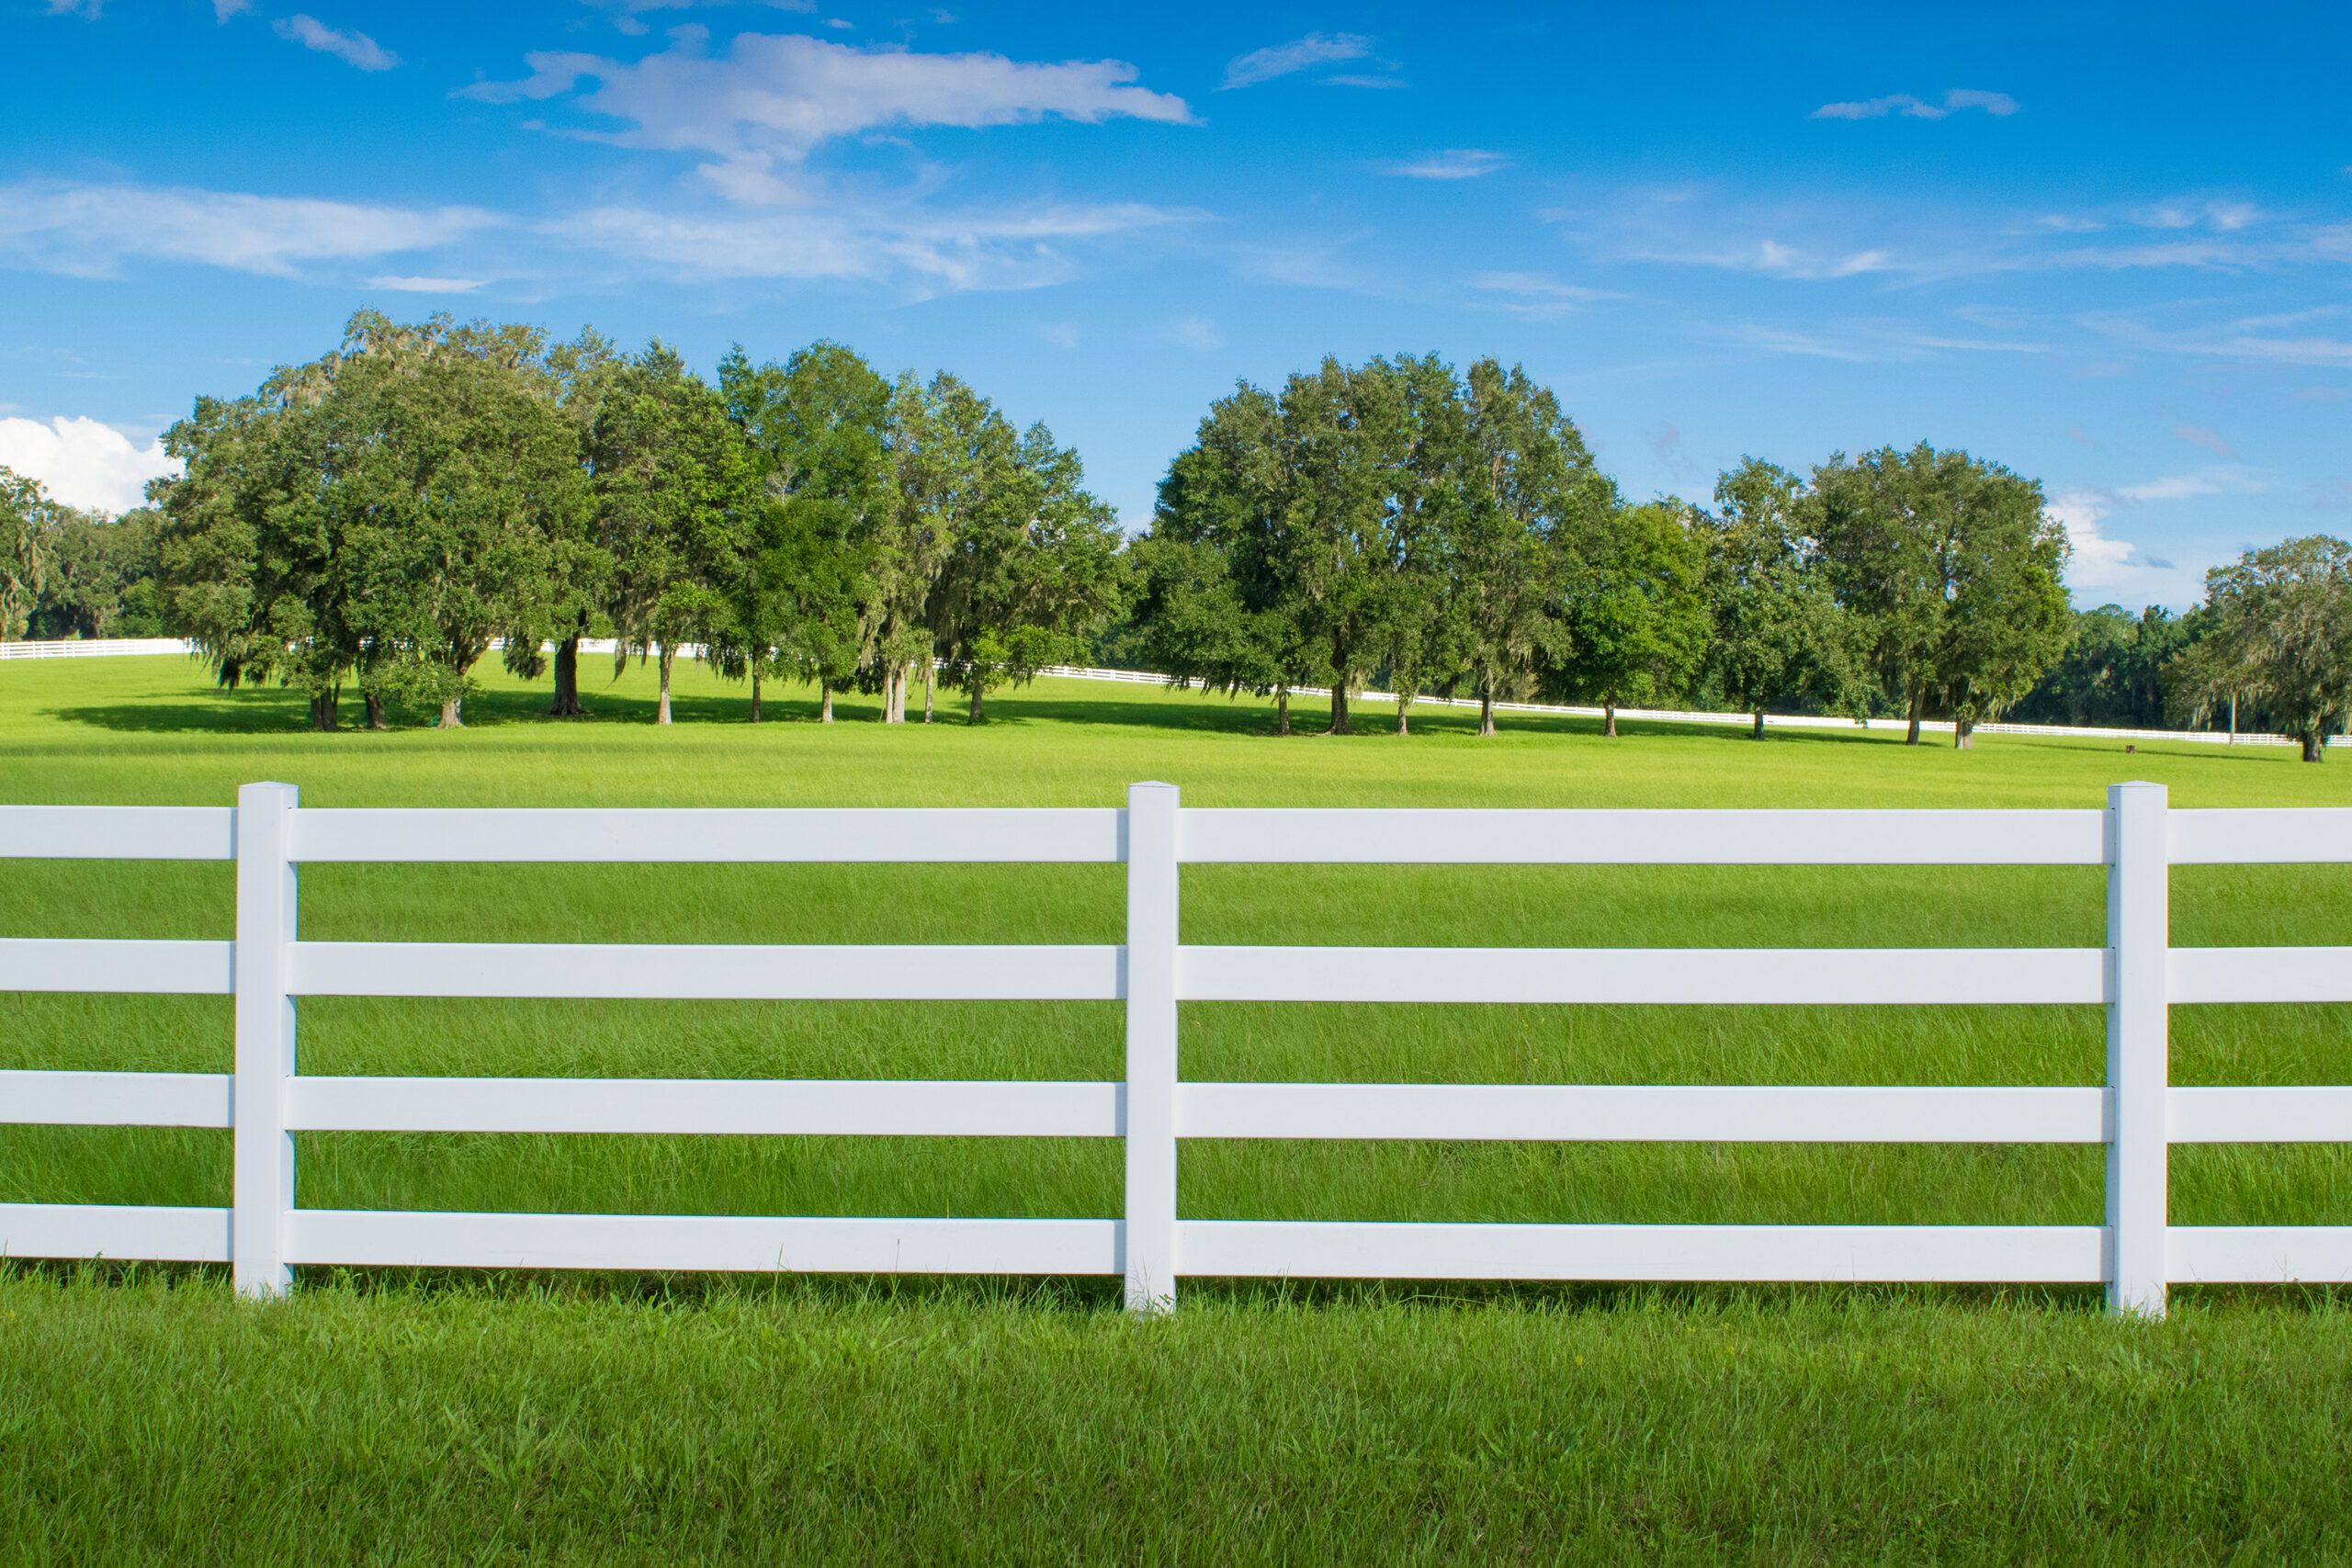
[4,655,2349,1557]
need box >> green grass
[5,654,2352,1558]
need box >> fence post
[2105,781,2168,1317]
[233,781,298,1299]
[1124,781,1181,1315]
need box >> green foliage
[2011,604,2199,728]
[1549,499,1711,728]
[0,463,59,639]
[1813,443,2070,742]
[1143,354,1607,736]
[1697,458,1860,730]
[716,341,893,714]
[2176,535,2352,761]
[25,505,164,639]
[153,311,596,728]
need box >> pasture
[5,654,2351,1559]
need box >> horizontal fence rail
[4,782,2350,1314]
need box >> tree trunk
[549,634,582,716]
[366,692,387,731]
[2304,732,2325,763]
[1396,696,1409,736]
[309,689,339,731]
[1329,683,1351,736]
[1752,708,1765,740]
[968,684,984,724]
[750,668,763,724]
[924,663,935,724]
[820,682,834,724]
[1954,718,1974,750]
[1905,689,1924,746]
[437,696,463,729]
[882,664,903,723]
[1478,694,1496,738]
[1603,700,1618,739]
[656,647,673,726]
[1275,686,1291,736]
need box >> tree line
[4,319,2347,758]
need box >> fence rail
[4,783,2350,1314]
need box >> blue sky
[2,0,2346,609]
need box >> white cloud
[2047,491,2139,589]
[43,0,103,17]
[461,32,1190,198]
[1383,149,1507,180]
[1161,315,1224,351]
[1219,32,1371,90]
[1814,87,2018,120]
[1320,74,1406,90]
[367,274,488,293]
[0,178,497,278]
[213,0,252,17]
[0,415,177,514]
[274,14,399,72]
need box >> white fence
[6,784,2351,1314]
[0,637,196,660]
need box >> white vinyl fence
[5,783,2350,1315]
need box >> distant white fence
[7,637,2318,749]
[0,637,196,660]
[5,784,2350,1314]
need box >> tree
[2013,604,2199,729]
[1133,384,1316,732]
[1549,500,1710,736]
[27,505,164,639]
[2173,536,2352,761]
[1450,359,1602,736]
[932,402,1125,723]
[1812,444,2067,746]
[588,344,752,726]
[1698,458,1859,739]
[717,341,893,723]
[156,367,375,728]
[867,372,965,723]
[1,464,58,640]
[325,313,594,728]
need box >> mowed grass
[5,654,2352,1558]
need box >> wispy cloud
[212,0,251,18]
[1814,87,2018,120]
[367,274,488,293]
[462,32,1191,200]
[1383,149,1508,180]
[274,14,399,72]
[1161,315,1224,350]
[1468,270,1620,319]
[2172,424,2237,460]
[548,197,1195,294]
[0,178,496,278]
[1219,32,1372,90]
[580,0,817,35]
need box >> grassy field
[4,653,2351,1559]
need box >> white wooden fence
[4,783,2350,1315]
